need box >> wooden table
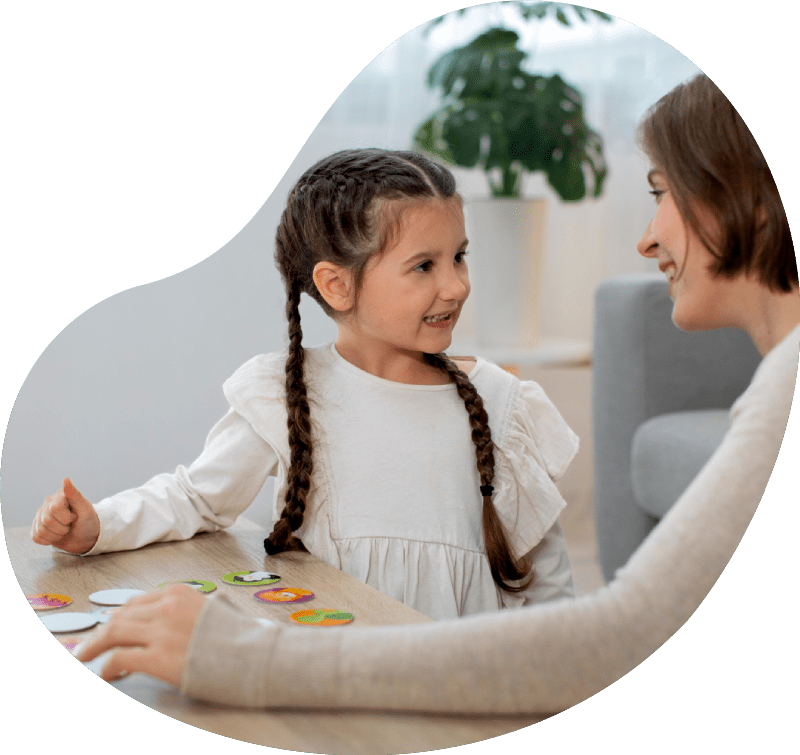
[6,519,542,754]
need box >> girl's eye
[414,250,468,272]
[649,189,665,202]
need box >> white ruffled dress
[224,344,579,619]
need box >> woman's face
[637,169,741,331]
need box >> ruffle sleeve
[222,351,291,469]
[490,376,580,562]
[221,348,336,547]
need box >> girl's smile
[423,311,456,328]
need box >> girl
[32,149,578,620]
[77,74,799,713]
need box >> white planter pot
[463,198,547,350]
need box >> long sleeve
[85,409,279,555]
[181,328,798,714]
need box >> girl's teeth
[424,314,450,322]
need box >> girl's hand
[74,585,205,686]
[31,478,100,554]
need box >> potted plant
[414,4,611,350]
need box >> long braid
[264,279,311,554]
[425,352,533,592]
[264,149,462,558]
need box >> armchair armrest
[591,273,760,581]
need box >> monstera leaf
[414,27,607,200]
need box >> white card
[89,589,146,605]
[40,612,99,633]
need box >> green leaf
[416,21,608,201]
[519,2,550,20]
[426,28,528,97]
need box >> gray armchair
[592,274,761,583]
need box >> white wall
[1,9,700,528]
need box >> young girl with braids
[31,148,578,620]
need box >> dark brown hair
[637,74,796,291]
[264,148,532,592]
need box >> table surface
[6,519,542,754]
[449,337,593,368]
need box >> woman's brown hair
[264,148,532,593]
[637,74,796,291]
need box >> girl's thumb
[63,477,92,513]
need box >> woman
[75,74,799,714]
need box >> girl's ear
[313,261,355,312]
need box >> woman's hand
[31,478,100,554]
[74,585,206,686]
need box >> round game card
[89,588,147,606]
[157,580,217,593]
[290,609,354,626]
[27,593,72,610]
[222,571,281,587]
[40,612,100,633]
[255,587,314,604]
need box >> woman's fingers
[113,589,171,613]
[75,585,203,686]
[98,647,153,683]
[76,624,138,663]
[76,590,181,663]
[91,645,181,687]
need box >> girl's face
[342,198,470,369]
[637,170,742,331]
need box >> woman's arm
[78,340,795,713]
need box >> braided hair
[264,148,533,592]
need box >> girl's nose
[441,266,469,302]
[637,219,657,258]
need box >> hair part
[637,73,796,292]
[264,148,532,592]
